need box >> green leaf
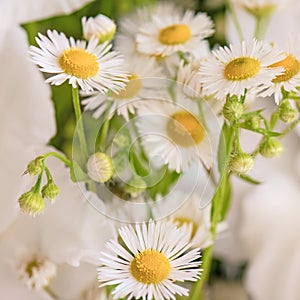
[239,174,262,185]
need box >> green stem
[97,101,112,151]
[280,118,300,136]
[225,0,244,41]
[254,14,271,40]
[33,173,43,193]
[44,286,59,299]
[43,152,72,167]
[72,86,89,161]
[44,167,53,182]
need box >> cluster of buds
[18,157,60,217]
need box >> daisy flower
[82,56,167,121]
[136,9,214,57]
[199,39,284,100]
[258,36,300,103]
[29,30,128,93]
[98,221,201,300]
[233,0,284,16]
[114,2,184,57]
[82,14,116,43]
[136,97,214,173]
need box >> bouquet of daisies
[2,0,300,299]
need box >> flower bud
[42,182,60,202]
[124,176,147,197]
[279,101,297,123]
[26,157,44,176]
[82,14,116,43]
[87,152,113,183]
[18,190,45,217]
[229,153,254,174]
[245,115,261,130]
[113,133,131,148]
[259,138,283,158]
[223,96,244,122]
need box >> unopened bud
[42,182,60,202]
[18,190,45,217]
[124,176,147,197]
[223,96,244,122]
[229,153,254,174]
[82,14,116,43]
[245,115,261,130]
[259,138,283,158]
[26,157,44,176]
[279,101,297,123]
[87,152,113,183]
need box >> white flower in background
[233,0,283,16]
[29,30,128,93]
[169,195,212,249]
[136,9,214,57]
[199,39,284,100]
[82,14,116,43]
[98,221,201,300]
[258,36,300,103]
[114,2,184,57]
[136,98,214,172]
[177,59,204,99]
[83,56,167,121]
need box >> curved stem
[43,152,72,168]
[97,101,112,151]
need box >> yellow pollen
[224,57,260,81]
[58,48,99,79]
[174,217,198,238]
[269,54,300,83]
[130,249,171,284]
[159,24,191,45]
[113,74,142,99]
[166,111,205,147]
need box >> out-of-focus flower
[257,36,300,103]
[98,221,201,300]
[136,9,214,57]
[199,39,284,100]
[82,14,116,43]
[136,98,213,172]
[83,56,167,121]
[29,30,128,93]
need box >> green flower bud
[229,153,254,174]
[113,132,131,148]
[223,97,244,122]
[26,157,44,176]
[18,190,45,217]
[124,176,147,197]
[245,115,261,130]
[87,152,113,183]
[245,4,276,18]
[42,182,60,202]
[279,101,297,123]
[259,138,283,158]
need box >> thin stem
[226,0,244,41]
[33,173,43,193]
[44,166,53,182]
[254,14,271,40]
[97,101,112,151]
[72,86,89,161]
[44,286,59,299]
[43,152,72,167]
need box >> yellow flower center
[174,217,198,238]
[224,57,260,81]
[269,54,300,83]
[159,24,191,45]
[112,74,142,99]
[166,111,205,147]
[58,48,99,79]
[130,249,171,284]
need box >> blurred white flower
[82,14,116,43]
[136,9,214,57]
[83,56,167,121]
